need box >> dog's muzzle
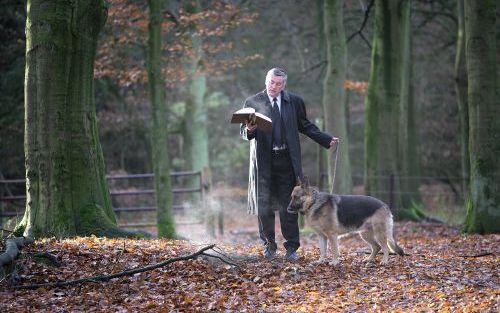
[286,203,300,214]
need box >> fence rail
[0,170,213,230]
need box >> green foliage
[206,91,230,109]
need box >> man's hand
[246,113,257,133]
[330,137,340,147]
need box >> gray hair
[265,67,288,85]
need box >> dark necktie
[272,97,283,148]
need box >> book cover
[230,108,272,132]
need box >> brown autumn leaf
[1,222,498,312]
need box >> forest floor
[0,200,498,312]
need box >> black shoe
[264,247,277,260]
[285,250,300,262]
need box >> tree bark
[19,0,121,237]
[316,0,328,189]
[397,0,421,210]
[364,0,420,217]
[463,0,499,234]
[183,0,209,197]
[455,0,469,198]
[322,0,352,194]
[147,0,176,238]
[0,237,34,267]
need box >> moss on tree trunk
[463,0,499,234]
[322,0,352,194]
[182,1,209,205]
[455,0,469,198]
[147,0,176,238]
[19,0,125,238]
[364,0,421,218]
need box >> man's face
[266,75,286,98]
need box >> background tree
[0,1,25,180]
[322,0,352,194]
[454,0,469,198]
[463,0,499,234]
[364,0,421,218]
[182,0,209,199]
[147,0,176,238]
[18,0,126,237]
[3,1,495,232]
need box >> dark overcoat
[240,90,332,215]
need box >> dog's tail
[386,217,405,256]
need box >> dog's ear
[296,176,302,186]
[302,176,310,188]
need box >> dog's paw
[328,260,340,266]
[312,258,329,265]
[364,257,375,263]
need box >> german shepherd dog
[287,179,404,265]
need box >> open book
[231,107,272,132]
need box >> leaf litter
[0,222,498,312]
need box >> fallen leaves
[0,222,498,312]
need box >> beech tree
[18,0,126,237]
[322,0,352,194]
[147,0,175,238]
[182,0,209,196]
[364,0,421,218]
[462,0,499,234]
[454,0,469,197]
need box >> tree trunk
[455,0,469,198]
[19,0,122,237]
[316,0,328,190]
[463,0,499,234]
[364,0,419,217]
[184,37,208,178]
[397,1,421,210]
[322,0,352,194]
[147,0,176,238]
[182,1,209,202]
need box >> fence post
[202,167,216,238]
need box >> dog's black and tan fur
[287,179,404,265]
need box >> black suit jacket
[240,90,332,215]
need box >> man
[240,67,339,261]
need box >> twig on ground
[202,252,242,271]
[459,252,493,258]
[30,252,61,267]
[12,244,218,290]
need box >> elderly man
[240,67,338,261]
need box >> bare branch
[12,244,216,290]
[459,252,493,258]
[347,0,374,48]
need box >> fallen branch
[30,252,61,267]
[0,237,35,267]
[12,244,217,290]
[459,252,493,258]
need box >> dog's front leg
[328,234,340,266]
[317,234,328,263]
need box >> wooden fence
[0,168,223,235]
